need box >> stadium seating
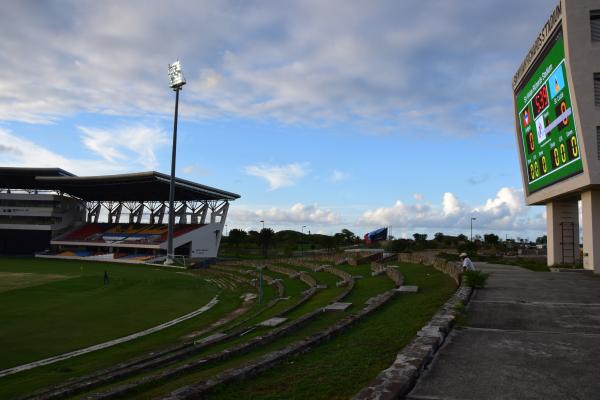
[56,223,203,245]
[61,224,107,240]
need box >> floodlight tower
[165,60,186,265]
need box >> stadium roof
[1,168,240,201]
[0,167,75,189]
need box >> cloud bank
[0,0,552,136]
[0,125,166,175]
[359,187,546,233]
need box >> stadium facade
[0,167,239,263]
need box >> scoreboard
[515,30,583,193]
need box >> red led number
[533,85,549,118]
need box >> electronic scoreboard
[514,30,583,193]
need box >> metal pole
[470,217,474,242]
[258,267,263,304]
[166,87,180,263]
[301,225,306,257]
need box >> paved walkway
[0,295,219,378]
[408,262,600,400]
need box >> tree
[457,234,468,242]
[340,229,357,244]
[385,239,411,253]
[228,229,247,256]
[484,233,500,245]
[434,232,445,242]
[536,235,547,244]
[458,240,478,255]
[258,228,275,257]
[247,230,260,245]
[413,233,427,242]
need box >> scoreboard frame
[514,29,583,194]
[512,0,600,206]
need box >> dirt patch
[0,272,72,293]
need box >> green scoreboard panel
[515,30,583,193]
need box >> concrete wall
[581,190,600,271]
[546,197,580,265]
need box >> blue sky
[0,0,558,239]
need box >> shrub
[437,252,460,262]
[463,270,490,288]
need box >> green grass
[4,260,456,400]
[0,258,222,369]
[0,258,259,399]
[487,257,551,272]
[207,263,456,400]
[69,263,387,398]
[99,263,453,400]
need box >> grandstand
[0,168,240,263]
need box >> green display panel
[515,30,583,193]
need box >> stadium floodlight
[260,220,265,230]
[165,60,187,265]
[168,60,186,89]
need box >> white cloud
[0,125,167,175]
[413,193,423,201]
[244,162,309,190]
[79,124,168,170]
[0,128,121,175]
[442,192,462,216]
[331,169,347,182]
[229,203,340,226]
[477,187,523,216]
[0,0,553,136]
[359,187,545,234]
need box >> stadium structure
[0,167,239,264]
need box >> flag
[522,108,530,127]
[549,67,565,99]
[365,227,388,242]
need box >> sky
[0,0,561,240]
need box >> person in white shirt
[460,253,476,271]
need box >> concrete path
[408,262,600,400]
[0,295,219,378]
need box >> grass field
[0,258,226,370]
[0,258,457,399]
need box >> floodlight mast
[165,60,186,265]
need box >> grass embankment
[116,263,392,399]
[208,263,456,400]
[0,258,260,399]
[110,263,453,399]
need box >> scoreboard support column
[581,190,600,272]
[546,198,579,266]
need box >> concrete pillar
[581,190,600,272]
[546,198,580,266]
